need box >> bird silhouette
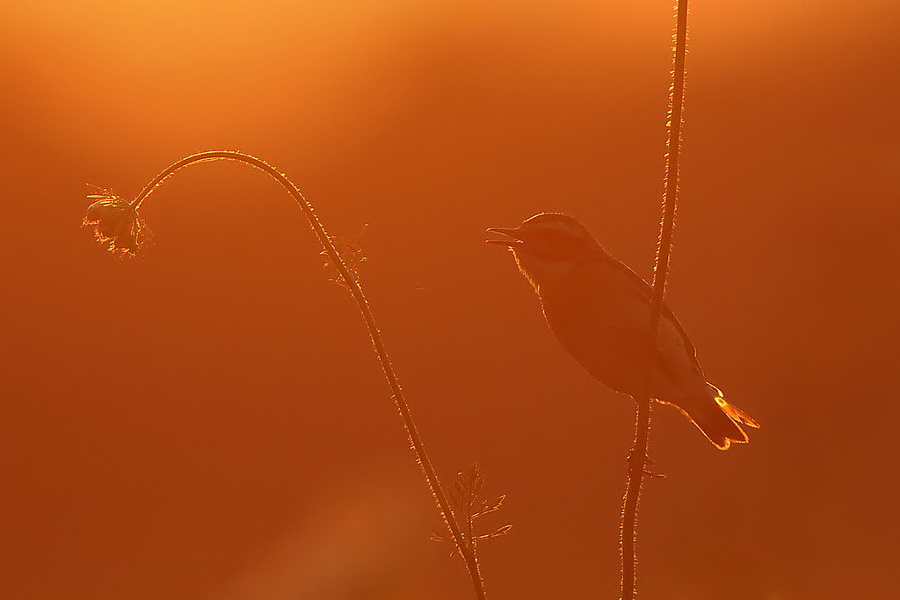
[488,213,758,449]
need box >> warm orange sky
[2,2,899,599]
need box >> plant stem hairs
[83,150,503,600]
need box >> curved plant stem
[621,0,688,598]
[130,150,487,599]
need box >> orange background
[2,1,899,598]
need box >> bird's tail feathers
[686,384,759,451]
[708,383,760,429]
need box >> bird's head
[487,213,603,288]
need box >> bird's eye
[529,229,581,259]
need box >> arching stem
[131,150,487,599]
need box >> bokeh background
[2,1,899,598]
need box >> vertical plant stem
[621,0,688,598]
[129,150,487,599]
[621,400,651,600]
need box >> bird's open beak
[485,227,523,247]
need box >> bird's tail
[689,383,760,451]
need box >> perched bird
[487,213,758,450]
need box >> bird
[486,213,758,450]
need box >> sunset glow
[2,1,899,599]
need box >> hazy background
[2,1,898,598]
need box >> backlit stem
[621,0,688,598]
[131,150,487,599]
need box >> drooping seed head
[83,189,149,257]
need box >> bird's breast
[536,260,654,393]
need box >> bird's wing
[597,250,704,377]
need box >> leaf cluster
[432,462,512,556]
[321,224,368,289]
